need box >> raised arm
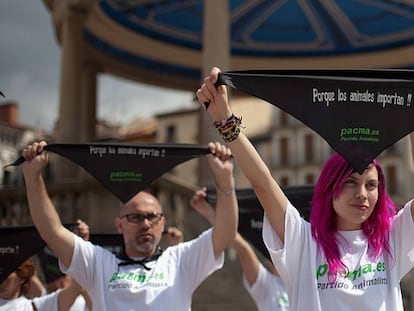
[231,234,261,286]
[27,269,46,298]
[196,67,288,243]
[189,186,215,225]
[56,279,84,311]
[22,141,74,268]
[72,219,93,310]
[207,142,238,259]
[190,188,260,285]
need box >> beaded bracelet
[214,113,243,143]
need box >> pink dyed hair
[310,153,395,278]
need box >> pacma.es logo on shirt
[107,271,167,290]
[316,261,387,291]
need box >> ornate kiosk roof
[47,0,414,90]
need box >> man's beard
[134,233,159,255]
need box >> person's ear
[115,217,123,234]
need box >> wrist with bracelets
[213,113,243,142]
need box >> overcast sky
[0,0,193,132]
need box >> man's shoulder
[163,228,214,256]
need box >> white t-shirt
[41,284,88,311]
[263,200,414,311]
[243,263,289,311]
[0,291,59,311]
[60,228,223,311]
[69,294,89,311]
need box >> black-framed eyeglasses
[120,212,164,225]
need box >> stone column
[80,61,99,143]
[199,0,231,186]
[55,4,89,179]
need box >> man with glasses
[21,141,238,311]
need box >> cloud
[0,0,60,130]
[0,0,193,132]
[98,74,194,125]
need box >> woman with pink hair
[196,66,414,310]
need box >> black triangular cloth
[216,69,414,173]
[0,223,75,283]
[117,247,163,270]
[5,143,210,203]
[0,225,46,283]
